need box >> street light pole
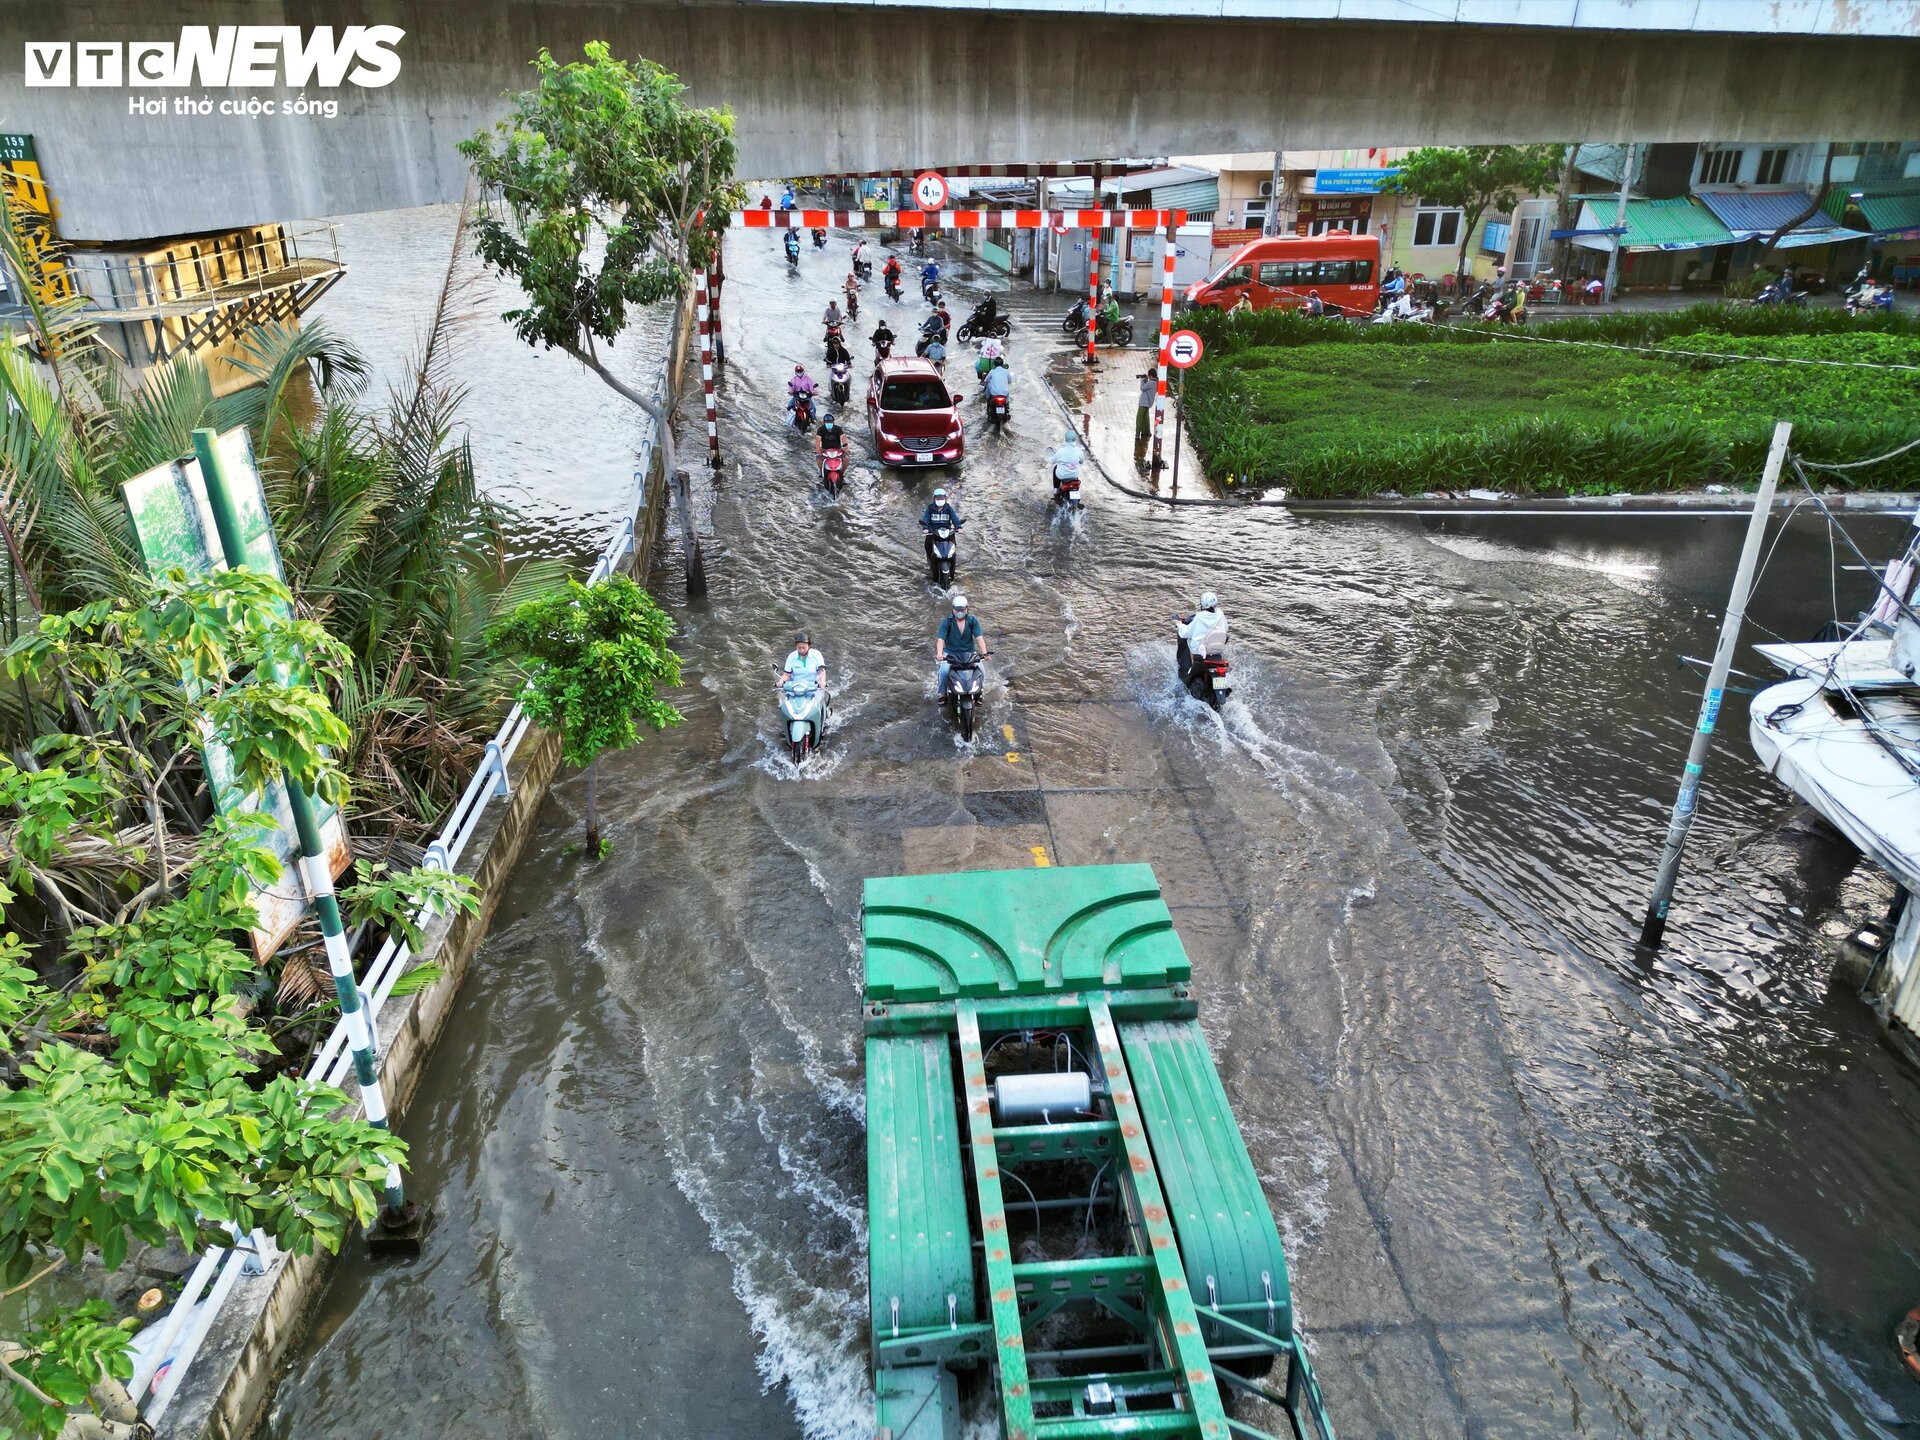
[1640,420,1792,947]
[190,427,418,1242]
[1602,141,1638,304]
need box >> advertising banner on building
[1314,168,1400,194]
[121,427,350,960]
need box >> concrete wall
[4,1,1917,242]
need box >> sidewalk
[1046,352,1210,501]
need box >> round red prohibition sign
[1168,330,1205,368]
[913,170,950,211]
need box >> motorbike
[956,306,1013,342]
[922,277,941,305]
[1481,298,1525,325]
[986,390,1010,433]
[811,228,828,250]
[1750,281,1807,308]
[941,653,985,743]
[785,239,800,272]
[845,289,860,321]
[885,271,903,302]
[779,678,827,764]
[823,321,846,359]
[788,391,816,435]
[818,444,847,496]
[1846,281,1895,315]
[1062,301,1134,345]
[829,360,852,405]
[925,520,960,586]
[1175,629,1231,711]
[853,256,874,282]
[1051,464,1083,511]
[872,331,894,361]
[1462,281,1494,314]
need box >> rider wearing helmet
[1049,428,1085,487]
[1175,590,1228,681]
[814,411,845,458]
[786,364,818,425]
[935,593,988,697]
[920,485,963,564]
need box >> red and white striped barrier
[1153,224,1175,469]
[732,209,1186,231]
[1085,164,1104,366]
[694,267,719,467]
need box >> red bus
[1185,230,1381,317]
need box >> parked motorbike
[1175,629,1231,711]
[818,444,847,496]
[940,652,985,743]
[925,520,960,586]
[1062,300,1134,345]
[830,360,852,405]
[779,678,827,764]
[956,305,1013,342]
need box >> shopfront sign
[1314,168,1399,194]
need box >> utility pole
[1602,141,1638,304]
[191,427,422,1248]
[1263,150,1285,236]
[1640,421,1792,948]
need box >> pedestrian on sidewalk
[1135,369,1156,467]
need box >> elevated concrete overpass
[4,0,1917,241]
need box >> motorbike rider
[1305,289,1326,317]
[824,298,844,331]
[974,335,1005,383]
[1175,591,1228,682]
[1098,289,1122,336]
[851,239,869,274]
[970,293,1001,330]
[779,185,796,212]
[1049,428,1085,493]
[935,593,988,698]
[921,485,963,565]
[982,358,1012,410]
[783,632,827,691]
[920,259,941,299]
[811,226,828,249]
[784,229,801,265]
[786,364,818,424]
[824,332,852,369]
[883,255,904,297]
[870,319,896,361]
[814,411,847,463]
[844,273,861,319]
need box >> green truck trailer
[863,862,1336,1440]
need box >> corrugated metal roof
[1148,178,1220,215]
[1859,191,1920,238]
[1101,166,1216,196]
[1694,188,1855,240]
[1625,198,1733,250]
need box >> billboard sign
[1314,168,1400,194]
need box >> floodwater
[269,214,1920,1440]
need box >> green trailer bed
[863,864,1335,1440]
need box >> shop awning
[1569,198,1732,253]
[1695,188,1868,247]
[1857,190,1920,241]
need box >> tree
[0,570,467,1438]
[487,576,682,858]
[458,44,745,476]
[1380,145,1565,283]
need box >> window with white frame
[1241,198,1268,229]
[1755,148,1789,185]
[1700,147,1741,185]
[1411,207,1463,248]
[1305,216,1369,236]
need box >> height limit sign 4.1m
[913,170,949,211]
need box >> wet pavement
[271,224,1920,1440]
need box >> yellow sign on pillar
[0,133,72,304]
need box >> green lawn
[1180,317,1920,497]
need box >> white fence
[128,309,682,1429]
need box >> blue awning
[1695,188,1868,247]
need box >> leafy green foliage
[459,43,742,360]
[342,864,479,950]
[0,571,445,1436]
[488,576,684,771]
[1183,325,1920,495]
[1379,145,1564,278]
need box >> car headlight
[879,429,898,443]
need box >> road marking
[1002,724,1017,743]
[1003,725,1021,764]
[1030,845,1051,868]
[1006,752,1021,764]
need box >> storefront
[1295,195,1372,236]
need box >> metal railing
[127,299,684,1430]
[67,224,343,318]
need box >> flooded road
[271,218,1920,1440]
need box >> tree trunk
[583,756,600,857]
[1552,149,1578,279]
[562,341,676,480]
[1761,146,1838,252]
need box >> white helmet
[1199,591,1218,611]
[951,593,969,612]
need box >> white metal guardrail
[128,309,683,1428]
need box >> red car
[867,357,964,469]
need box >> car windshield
[880,379,950,411]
